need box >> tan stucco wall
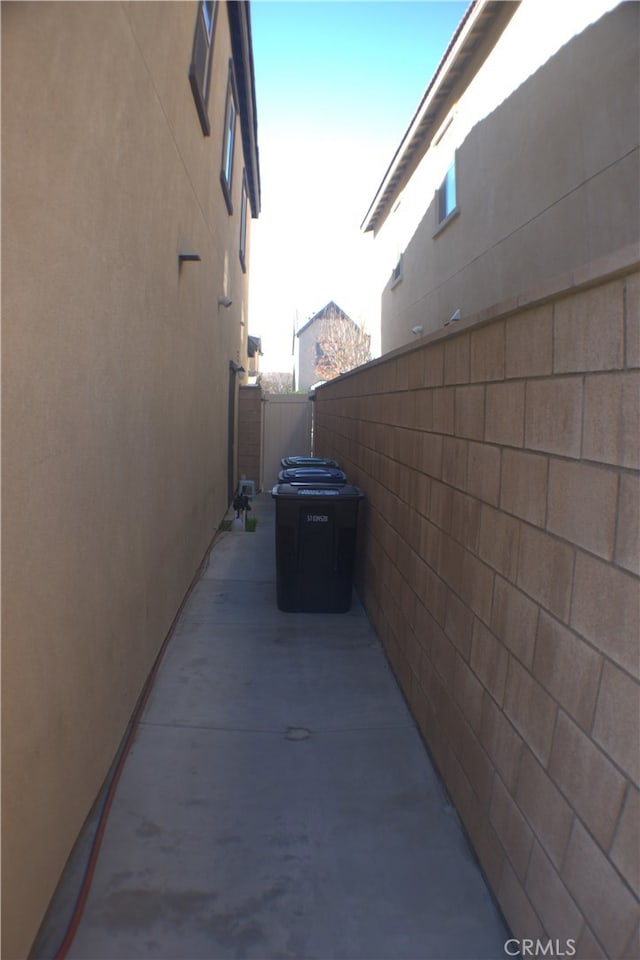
[315,250,640,957]
[379,3,639,352]
[2,3,254,956]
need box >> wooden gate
[261,393,313,491]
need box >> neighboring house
[2,3,259,957]
[296,300,371,391]
[362,0,639,353]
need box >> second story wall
[370,2,638,352]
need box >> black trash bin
[277,466,347,486]
[272,482,364,612]
[281,456,341,469]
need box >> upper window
[438,158,457,224]
[189,1,217,136]
[239,171,248,272]
[220,64,237,214]
[390,254,403,289]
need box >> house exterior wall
[374,1,638,353]
[2,3,257,956]
[314,249,640,957]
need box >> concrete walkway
[38,493,510,960]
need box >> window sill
[433,206,460,239]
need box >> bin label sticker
[297,488,340,495]
[306,514,329,523]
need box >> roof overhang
[361,0,513,235]
[228,1,261,218]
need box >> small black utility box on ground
[272,482,364,613]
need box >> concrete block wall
[238,386,263,490]
[314,252,639,957]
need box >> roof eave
[228,1,261,218]
[361,0,507,235]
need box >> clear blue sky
[248,1,469,371]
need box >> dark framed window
[220,63,238,214]
[239,171,248,272]
[189,1,218,136]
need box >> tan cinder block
[525,841,584,943]
[616,472,640,575]
[549,711,627,850]
[425,342,445,386]
[547,459,618,560]
[524,376,583,458]
[610,785,640,896]
[490,773,533,881]
[439,534,466,597]
[466,441,500,506]
[592,661,640,787]
[442,436,468,491]
[626,272,640,368]
[430,479,453,533]
[465,808,506,895]
[517,524,574,621]
[454,384,485,440]
[444,332,470,385]
[478,505,521,582]
[481,693,523,792]
[485,381,525,447]
[462,549,494,626]
[470,321,505,383]
[505,304,553,380]
[562,820,639,959]
[460,722,495,809]
[414,388,434,431]
[432,386,455,434]
[491,576,539,668]
[504,658,557,766]
[622,926,640,960]
[450,491,482,553]
[500,448,548,527]
[472,620,509,706]
[444,588,474,660]
[454,653,485,729]
[554,280,625,373]
[408,349,426,390]
[498,860,546,944]
[516,748,574,868]
[574,926,607,960]
[571,551,640,678]
[428,614,457,691]
[421,431,444,479]
[583,371,640,469]
[533,612,602,732]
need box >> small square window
[220,64,237,214]
[189,1,217,136]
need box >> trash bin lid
[278,467,347,485]
[272,482,364,500]
[281,456,340,469]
